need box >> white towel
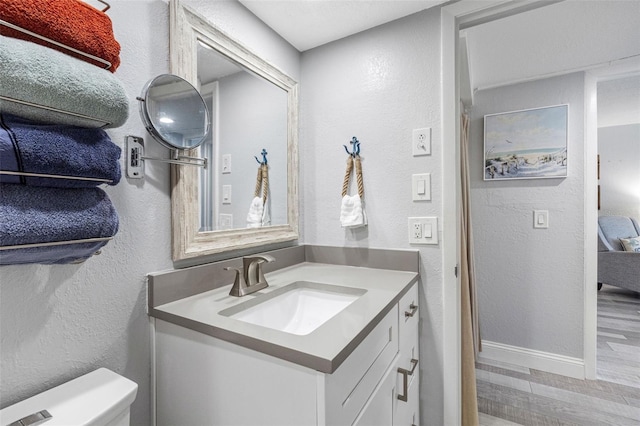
[261,199,271,227]
[340,194,367,228]
[246,196,264,228]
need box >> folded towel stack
[0,184,119,265]
[0,35,128,128]
[0,114,121,188]
[0,0,121,72]
[0,2,127,265]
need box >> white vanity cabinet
[353,283,420,426]
[154,282,420,426]
[395,283,420,426]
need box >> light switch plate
[412,173,431,201]
[408,217,438,245]
[533,210,549,229]
[222,185,232,204]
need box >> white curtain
[461,111,480,425]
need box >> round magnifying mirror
[139,74,210,150]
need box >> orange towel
[0,0,121,72]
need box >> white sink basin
[219,281,366,335]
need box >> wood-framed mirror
[169,0,298,261]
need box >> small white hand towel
[246,196,264,228]
[261,200,271,227]
[340,194,367,228]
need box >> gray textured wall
[0,2,172,424]
[0,1,300,424]
[469,73,586,357]
[299,9,445,425]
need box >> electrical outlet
[408,217,438,245]
[413,222,422,239]
[412,128,431,156]
[219,213,233,229]
[222,154,231,174]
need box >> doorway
[441,1,639,423]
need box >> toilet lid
[0,368,137,426]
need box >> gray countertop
[151,262,418,373]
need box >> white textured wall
[182,0,300,82]
[469,73,586,357]
[464,1,640,91]
[0,2,171,424]
[0,1,300,424]
[300,9,444,424]
[598,124,640,219]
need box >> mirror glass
[196,41,288,232]
[170,0,298,261]
[139,74,210,150]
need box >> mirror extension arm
[125,135,206,179]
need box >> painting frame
[484,104,568,181]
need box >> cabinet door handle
[397,358,419,402]
[404,304,418,318]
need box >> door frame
[439,1,595,424]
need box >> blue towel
[0,114,121,187]
[0,184,118,265]
[0,35,129,129]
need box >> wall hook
[343,136,360,157]
[255,149,268,165]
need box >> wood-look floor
[477,284,640,426]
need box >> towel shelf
[0,19,112,70]
[0,171,113,184]
[0,95,112,128]
[97,0,111,13]
[0,236,114,251]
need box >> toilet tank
[0,368,138,426]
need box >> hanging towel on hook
[247,163,270,227]
[340,156,367,228]
[246,197,264,228]
[0,0,121,72]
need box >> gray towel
[0,184,119,264]
[0,35,129,128]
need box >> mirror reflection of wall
[197,40,288,232]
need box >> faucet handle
[247,254,275,264]
[255,255,275,285]
[225,267,247,297]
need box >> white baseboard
[479,340,585,379]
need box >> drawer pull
[397,358,419,402]
[404,304,418,318]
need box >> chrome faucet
[225,254,275,297]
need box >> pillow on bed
[620,236,640,253]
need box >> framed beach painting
[484,104,568,180]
